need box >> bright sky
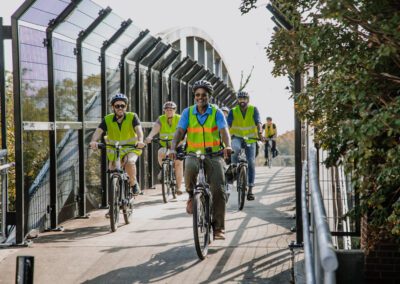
[1,0,294,133]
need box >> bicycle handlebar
[152,137,172,142]
[96,143,144,149]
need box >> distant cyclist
[89,93,145,196]
[227,91,264,201]
[262,116,278,165]
[145,101,183,195]
[170,80,232,240]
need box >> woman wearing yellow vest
[89,93,145,196]
[145,101,183,195]
[227,91,264,201]
[170,80,232,240]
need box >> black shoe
[131,184,140,196]
[247,187,255,201]
[264,161,268,166]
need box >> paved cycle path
[0,167,296,283]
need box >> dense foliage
[241,0,400,245]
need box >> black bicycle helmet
[110,92,128,105]
[192,80,213,94]
[266,116,272,120]
[237,91,249,98]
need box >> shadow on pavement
[81,245,200,283]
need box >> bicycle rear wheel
[193,191,210,260]
[237,165,247,211]
[161,163,169,203]
[109,176,121,232]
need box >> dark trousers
[264,140,277,158]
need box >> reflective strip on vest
[159,114,180,147]
[104,112,142,161]
[230,105,258,143]
[186,104,222,154]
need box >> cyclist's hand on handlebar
[223,147,233,160]
[145,137,153,144]
[89,141,98,150]
[136,141,146,149]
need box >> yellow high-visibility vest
[230,105,258,143]
[104,112,142,161]
[186,105,222,154]
[159,114,181,147]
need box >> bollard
[15,256,34,284]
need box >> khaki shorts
[109,152,138,168]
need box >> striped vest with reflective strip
[159,114,181,147]
[186,105,222,154]
[230,105,258,144]
[104,112,141,161]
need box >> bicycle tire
[193,191,210,260]
[109,176,121,232]
[171,162,177,199]
[268,152,272,168]
[237,165,247,211]
[123,180,132,224]
[161,163,169,203]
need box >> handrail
[301,160,316,284]
[309,146,338,282]
[0,149,7,159]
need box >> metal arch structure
[5,0,238,244]
[157,27,236,102]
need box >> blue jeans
[231,137,256,187]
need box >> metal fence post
[16,256,34,284]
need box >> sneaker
[247,186,255,201]
[186,198,193,214]
[105,212,110,218]
[131,184,140,196]
[264,161,268,166]
[214,229,225,240]
[175,188,183,195]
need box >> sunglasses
[195,92,208,98]
[114,104,126,109]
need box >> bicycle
[181,148,224,260]
[151,137,177,203]
[229,136,262,210]
[265,138,275,168]
[97,142,139,232]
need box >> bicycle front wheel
[237,166,247,211]
[161,163,169,203]
[123,180,132,225]
[193,191,210,260]
[170,162,177,199]
[109,176,121,232]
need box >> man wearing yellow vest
[227,91,264,201]
[89,93,145,196]
[145,101,183,195]
[262,116,278,165]
[170,80,232,240]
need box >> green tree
[241,0,400,246]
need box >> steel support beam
[76,7,111,217]
[46,0,82,229]
[120,29,150,93]
[294,71,303,244]
[11,0,37,245]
